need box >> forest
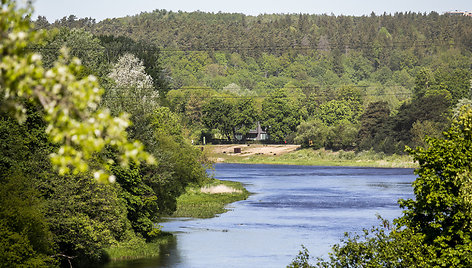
[1,0,472,266]
[37,9,472,153]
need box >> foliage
[173,179,249,218]
[44,173,130,266]
[0,174,55,268]
[294,107,472,267]
[261,87,305,143]
[98,35,168,98]
[287,245,314,268]
[111,163,160,241]
[232,97,258,139]
[105,53,159,145]
[38,9,472,151]
[47,10,472,96]
[40,28,107,77]
[356,101,390,151]
[316,100,354,126]
[0,0,154,180]
[294,119,328,149]
[399,106,472,265]
[1,2,207,267]
[202,98,234,140]
[148,107,208,215]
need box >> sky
[33,0,471,22]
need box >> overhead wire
[26,39,465,53]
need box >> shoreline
[104,179,249,264]
[203,145,417,169]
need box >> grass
[104,233,173,261]
[105,179,249,262]
[172,179,250,218]
[210,147,417,168]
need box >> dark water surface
[106,163,415,268]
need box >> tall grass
[220,148,417,168]
[172,179,250,218]
[104,233,173,261]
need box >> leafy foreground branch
[289,106,472,267]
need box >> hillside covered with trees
[38,10,472,154]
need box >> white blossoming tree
[105,53,160,146]
[107,53,159,114]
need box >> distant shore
[203,144,417,168]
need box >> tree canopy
[290,106,472,267]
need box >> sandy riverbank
[203,144,417,168]
[205,144,300,162]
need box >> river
[106,163,415,268]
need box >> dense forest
[2,0,472,266]
[37,10,472,153]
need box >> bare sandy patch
[210,144,300,156]
[200,185,242,194]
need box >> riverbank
[103,179,249,264]
[104,234,173,262]
[172,179,250,218]
[204,145,417,168]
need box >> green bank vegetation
[104,234,173,261]
[173,179,250,218]
[218,148,417,168]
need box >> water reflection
[112,163,416,267]
[101,236,179,268]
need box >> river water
[106,163,416,268]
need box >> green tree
[110,163,159,240]
[398,106,472,265]
[326,120,358,150]
[294,119,328,149]
[392,89,452,147]
[356,101,390,151]
[147,107,207,215]
[202,98,234,141]
[40,28,107,77]
[45,173,130,266]
[261,87,303,143]
[232,97,258,139]
[0,0,153,180]
[0,174,55,268]
[293,106,472,267]
[316,100,354,126]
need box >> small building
[234,122,269,141]
[246,122,268,141]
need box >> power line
[106,84,411,91]
[102,87,412,99]
[26,39,466,54]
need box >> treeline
[37,11,472,154]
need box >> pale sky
[33,0,471,22]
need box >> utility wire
[26,39,466,53]
[102,89,412,99]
